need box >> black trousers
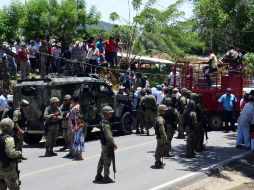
[224,110,235,130]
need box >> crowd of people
[0,36,123,84]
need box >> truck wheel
[119,112,134,135]
[209,114,223,130]
[24,134,43,145]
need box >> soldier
[141,88,157,136]
[44,97,63,157]
[183,100,197,158]
[153,104,168,169]
[0,118,22,190]
[136,89,146,134]
[13,99,29,160]
[1,98,14,120]
[176,88,188,139]
[94,106,117,184]
[59,95,71,151]
[163,97,179,157]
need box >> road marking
[149,150,252,190]
[22,139,156,178]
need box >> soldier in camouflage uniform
[0,118,22,190]
[154,104,168,169]
[59,95,71,151]
[176,88,188,139]
[163,97,179,157]
[141,88,157,136]
[94,106,117,184]
[44,97,63,157]
[136,89,146,134]
[13,99,29,160]
[183,100,197,158]
[1,98,14,120]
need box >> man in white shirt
[27,40,39,72]
[0,90,11,118]
[86,43,99,73]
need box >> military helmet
[50,97,60,104]
[140,88,146,96]
[0,118,14,131]
[21,99,29,107]
[146,88,152,94]
[158,104,168,111]
[64,94,72,100]
[172,88,179,94]
[180,88,188,93]
[163,97,173,107]
[102,106,114,114]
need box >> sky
[0,0,194,24]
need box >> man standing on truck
[218,88,237,133]
[59,95,72,151]
[13,99,29,161]
[44,97,63,157]
[205,49,218,88]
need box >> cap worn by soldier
[21,99,29,107]
[50,97,60,104]
[64,94,72,100]
[172,88,179,94]
[158,104,168,111]
[0,118,14,131]
[102,106,114,114]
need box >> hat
[50,97,60,104]
[156,85,162,91]
[158,104,168,111]
[75,41,80,45]
[0,118,14,131]
[90,43,96,48]
[64,94,72,100]
[227,88,232,92]
[20,42,26,47]
[137,87,142,92]
[143,76,148,79]
[30,40,35,43]
[21,99,29,107]
[172,88,179,93]
[102,106,114,114]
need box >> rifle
[15,159,21,185]
[112,147,116,179]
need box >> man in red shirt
[103,37,116,68]
[18,43,30,79]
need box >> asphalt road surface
[19,130,247,190]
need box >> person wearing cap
[71,41,82,65]
[153,104,168,169]
[136,88,146,134]
[0,118,22,190]
[140,88,157,136]
[59,95,72,151]
[17,43,30,79]
[183,100,197,158]
[94,106,117,184]
[218,88,237,133]
[236,95,254,149]
[117,86,126,96]
[27,40,39,73]
[1,98,14,120]
[44,97,63,156]
[13,99,29,160]
[86,43,99,73]
[51,42,62,73]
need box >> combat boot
[45,151,52,157]
[103,177,115,183]
[154,161,164,169]
[50,149,58,156]
[94,174,104,182]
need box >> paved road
[19,130,247,190]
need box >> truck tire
[209,114,223,130]
[119,112,134,135]
[24,134,43,145]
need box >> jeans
[8,58,17,78]
[236,125,250,148]
[205,67,217,87]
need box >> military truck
[13,74,135,144]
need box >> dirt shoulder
[177,153,254,190]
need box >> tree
[109,12,120,24]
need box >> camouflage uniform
[183,100,197,158]
[154,106,167,168]
[141,90,157,135]
[137,92,146,133]
[13,105,28,153]
[60,95,71,150]
[95,106,116,183]
[0,118,22,190]
[44,97,63,156]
